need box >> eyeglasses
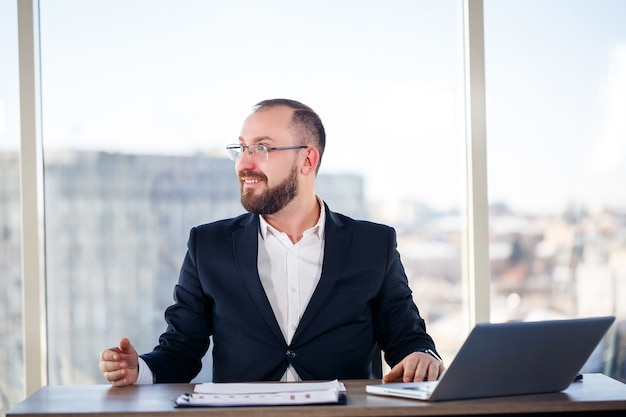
[226,144,308,161]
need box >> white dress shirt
[258,201,325,381]
[136,199,325,384]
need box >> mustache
[238,170,267,181]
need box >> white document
[174,379,346,407]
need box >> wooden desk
[7,373,626,417]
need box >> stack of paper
[174,379,346,407]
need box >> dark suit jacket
[141,203,437,382]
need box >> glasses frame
[226,144,308,161]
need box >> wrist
[419,348,443,363]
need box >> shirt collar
[259,196,325,241]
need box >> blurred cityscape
[1,150,625,413]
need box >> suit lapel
[295,208,351,339]
[232,214,285,345]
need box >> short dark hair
[253,99,326,173]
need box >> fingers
[383,352,445,383]
[99,348,128,385]
[383,362,403,383]
[119,337,132,353]
[99,338,138,386]
[101,366,132,386]
[410,356,443,382]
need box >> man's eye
[256,144,269,152]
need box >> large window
[38,0,465,385]
[485,0,626,381]
[0,0,23,414]
[8,2,625,412]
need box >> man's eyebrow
[238,136,274,144]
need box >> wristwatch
[419,348,443,363]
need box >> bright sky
[2,0,626,214]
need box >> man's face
[236,106,302,214]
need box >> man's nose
[236,149,256,170]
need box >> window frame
[18,0,47,396]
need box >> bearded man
[99,99,444,385]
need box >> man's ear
[301,147,320,175]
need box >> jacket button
[286,350,297,359]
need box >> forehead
[240,106,295,144]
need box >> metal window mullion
[18,0,47,395]
[463,0,491,328]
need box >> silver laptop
[366,316,615,401]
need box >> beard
[240,163,299,215]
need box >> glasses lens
[226,146,242,161]
[255,144,269,159]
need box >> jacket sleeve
[373,226,438,367]
[140,227,213,383]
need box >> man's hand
[383,351,445,383]
[99,337,139,387]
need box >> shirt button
[286,350,297,359]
